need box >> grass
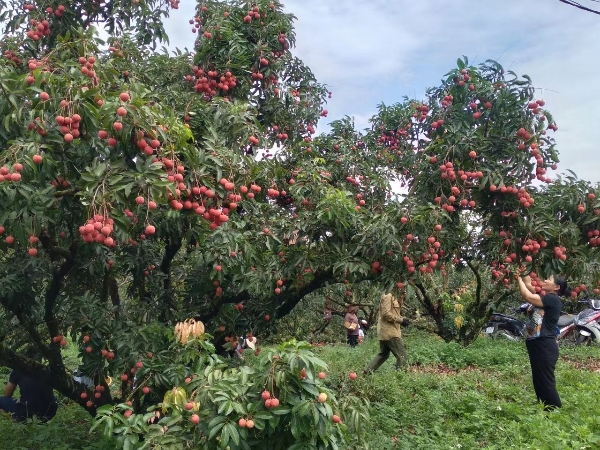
[0,399,115,450]
[1,331,599,449]
[314,330,600,450]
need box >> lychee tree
[0,0,335,418]
[356,57,600,343]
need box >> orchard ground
[2,331,600,450]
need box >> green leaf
[221,422,231,447]
[208,421,225,440]
[208,415,227,428]
[228,423,240,446]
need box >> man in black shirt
[0,369,58,422]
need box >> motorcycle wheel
[576,334,593,346]
[558,328,581,346]
[493,330,520,341]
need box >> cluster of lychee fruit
[0,164,23,183]
[188,67,237,99]
[78,214,117,247]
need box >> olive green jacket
[376,293,404,341]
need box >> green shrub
[92,339,369,449]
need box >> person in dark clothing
[516,274,570,410]
[0,369,58,422]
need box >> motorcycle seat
[557,315,574,327]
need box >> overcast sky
[163,1,600,184]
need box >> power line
[559,0,600,15]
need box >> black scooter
[483,303,529,341]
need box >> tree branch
[53,188,80,198]
[465,259,483,306]
[275,268,335,319]
[109,276,121,319]
[0,295,52,362]
[158,234,183,323]
[39,234,72,261]
[493,289,514,308]
[44,241,77,338]
[100,268,110,305]
[0,342,103,416]
[413,282,437,317]
[0,344,52,383]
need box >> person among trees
[360,319,369,332]
[244,334,258,352]
[344,305,360,347]
[516,274,569,410]
[364,289,410,373]
[358,319,368,344]
[0,349,58,422]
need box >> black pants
[526,338,561,409]
[347,334,358,347]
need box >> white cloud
[163,0,600,183]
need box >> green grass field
[314,331,600,449]
[1,331,599,449]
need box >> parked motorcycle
[483,303,529,341]
[485,300,600,345]
[556,299,600,345]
